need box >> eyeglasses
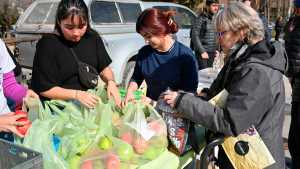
[216,31,227,37]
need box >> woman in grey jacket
[163,2,287,169]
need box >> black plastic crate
[0,139,43,169]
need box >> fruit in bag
[106,153,120,169]
[76,136,90,154]
[98,136,113,150]
[81,160,93,169]
[81,160,104,169]
[133,137,148,154]
[69,155,81,169]
[117,143,134,161]
[143,147,164,160]
[148,120,165,135]
[120,132,133,144]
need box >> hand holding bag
[70,48,99,89]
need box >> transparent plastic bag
[22,96,52,121]
[19,88,177,169]
[119,102,168,163]
[78,136,135,169]
[79,135,177,169]
[18,119,68,169]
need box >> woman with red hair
[123,8,198,105]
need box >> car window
[91,1,121,24]
[45,3,58,24]
[173,7,194,29]
[118,3,141,23]
[152,6,194,29]
[25,3,52,24]
[152,6,171,11]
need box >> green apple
[69,155,81,169]
[143,147,164,160]
[98,136,113,150]
[76,137,89,154]
[117,143,134,161]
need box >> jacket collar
[202,11,214,20]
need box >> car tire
[121,60,136,88]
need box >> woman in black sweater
[31,0,121,108]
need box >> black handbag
[70,48,99,89]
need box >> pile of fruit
[16,85,178,169]
[76,102,168,169]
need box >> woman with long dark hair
[31,0,121,108]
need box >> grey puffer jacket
[175,40,287,169]
[191,11,218,55]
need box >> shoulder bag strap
[69,48,80,63]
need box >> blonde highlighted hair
[215,2,264,44]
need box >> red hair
[136,8,178,36]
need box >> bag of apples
[77,136,135,169]
[119,102,168,164]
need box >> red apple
[15,110,28,119]
[120,132,133,144]
[133,137,148,154]
[148,121,165,135]
[81,160,93,169]
[16,118,31,135]
[15,110,31,136]
[106,154,120,169]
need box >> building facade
[219,0,293,22]
[156,0,293,22]
[266,0,293,21]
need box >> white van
[14,0,196,86]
